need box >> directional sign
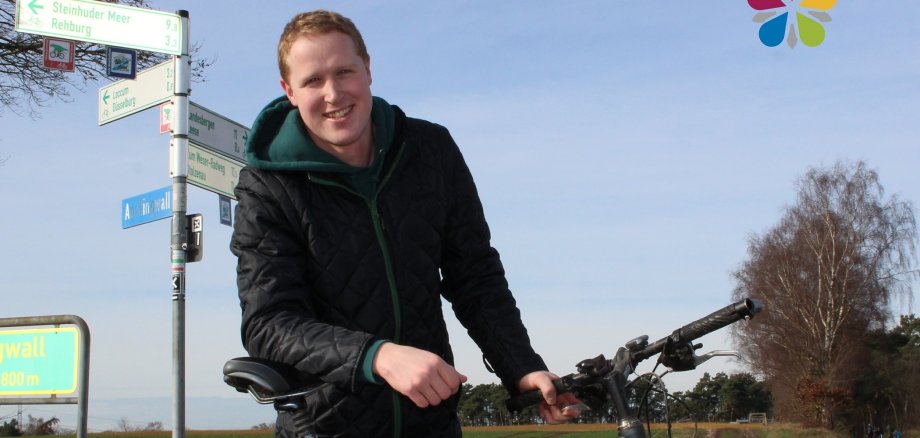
[14,0,183,55]
[99,60,174,125]
[187,143,244,200]
[122,185,172,228]
[187,102,249,163]
[0,327,79,396]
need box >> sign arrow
[28,0,43,14]
[15,0,182,55]
[102,90,109,105]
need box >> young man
[231,10,577,437]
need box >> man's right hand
[372,342,468,408]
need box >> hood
[245,95,395,174]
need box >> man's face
[280,32,373,156]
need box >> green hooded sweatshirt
[245,95,396,200]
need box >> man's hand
[372,342,468,408]
[517,371,581,424]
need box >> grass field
[55,423,920,437]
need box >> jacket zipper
[307,141,408,437]
[368,198,403,438]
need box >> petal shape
[759,12,788,47]
[799,0,836,11]
[753,11,778,23]
[787,21,798,48]
[797,12,826,46]
[808,11,832,23]
[749,0,786,10]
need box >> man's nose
[324,80,342,104]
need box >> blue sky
[1,0,919,432]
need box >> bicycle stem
[605,370,646,438]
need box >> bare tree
[116,417,132,433]
[23,415,58,435]
[144,420,164,431]
[732,160,918,429]
[0,0,211,118]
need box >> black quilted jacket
[230,100,547,437]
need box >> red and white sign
[42,38,75,72]
[159,102,173,134]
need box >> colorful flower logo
[749,0,836,48]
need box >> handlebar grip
[637,298,763,360]
[678,298,762,342]
[505,378,569,412]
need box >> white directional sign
[160,101,250,162]
[98,60,174,125]
[187,143,244,200]
[187,102,249,163]
[14,0,183,55]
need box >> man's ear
[280,78,297,106]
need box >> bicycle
[222,297,763,438]
[506,297,763,437]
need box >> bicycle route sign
[14,0,183,55]
[0,327,79,396]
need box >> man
[231,10,577,437]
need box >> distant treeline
[457,371,772,426]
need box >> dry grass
[64,424,920,437]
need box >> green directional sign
[188,102,249,163]
[187,143,245,200]
[99,60,174,125]
[14,0,182,55]
[0,327,79,396]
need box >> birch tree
[732,160,917,428]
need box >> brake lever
[692,350,743,367]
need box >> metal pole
[170,10,191,438]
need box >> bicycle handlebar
[633,298,762,362]
[506,379,570,412]
[505,297,763,413]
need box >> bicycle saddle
[223,357,320,402]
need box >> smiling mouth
[324,106,352,119]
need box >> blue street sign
[219,195,232,227]
[121,186,172,228]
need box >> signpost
[14,0,182,55]
[14,3,205,436]
[98,60,174,125]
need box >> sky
[1,0,919,432]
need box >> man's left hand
[517,371,581,424]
